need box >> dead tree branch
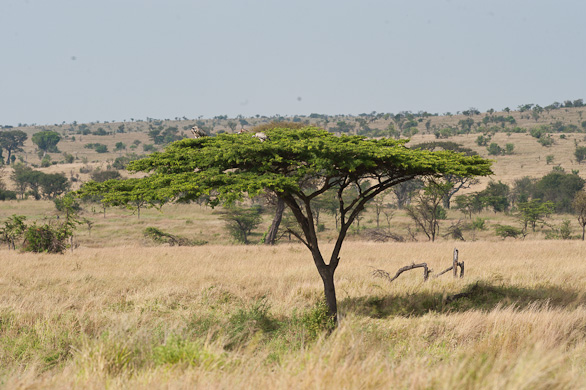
[371,262,431,283]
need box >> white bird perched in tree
[191,125,207,139]
[253,132,268,142]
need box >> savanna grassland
[2,241,586,389]
[3,104,586,389]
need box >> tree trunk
[319,266,338,323]
[265,197,285,245]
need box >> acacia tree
[0,130,27,164]
[78,127,491,321]
[32,131,61,156]
[405,179,451,241]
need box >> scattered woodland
[2,100,586,389]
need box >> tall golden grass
[1,241,586,389]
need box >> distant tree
[511,176,536,206]
[227,121,238,133]
[405,180,451,241]
[63,152,75,164]
[495,224,524,240]
[114,142,126,152]
[39,173,70,199]
[393,179,424,209]
[531,105,543,121]
[32,131,61,156]
[572,191,586,240]
[414,141,479,209]
[0,130,27,164]
[533,170,585,213]
[487,143,504,156]
[95,144,108,153]
[92,127,108,136]
[148,126,183,145]
[90,170,121,183]
[454,192,484,219]
[575,146,586,164]
[10,163,32,199]
[220,205,263,244]
[480,181,510,213]
[517,199,555,232]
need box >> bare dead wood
[372,262,431,283]
[373,248,464,286]
[453,248,458,278]
[364,228,405,242]
[434,248,465,279]
[435,265,454,277]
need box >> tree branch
[371,262,431,283]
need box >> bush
[472,217,487,230]
[538,136,554,147]
[95,144,108,153]
[143,226,206,246]
[575,146,586,164]
[90,170,121,183]
[226,298,278,349]
[41,155,51,167]
[22,222,71,253]
[298,300,336,339]
[84,143,109,153]
[487,143,504,156]
[495,224,524,240]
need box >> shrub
[575,146,586,164]
[90,170,121,183]
[538,136,554,147]
[84,143,109,153]
[299,300,336,339]
[22,222,71,253]
[226,298,278,349]
[495,224,524,240]
[0,215,27,249]
[472,217,487,230]
[95,144,108,153]
[487,143,504,156]
[62,153,75,163]
[41,155,51,167]
[143,226,206,246]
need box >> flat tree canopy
[79,126,492,321]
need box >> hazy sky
[1,0,585,125]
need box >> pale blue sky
[1,0,585,125]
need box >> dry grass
[2,108,586,388]
[1,241,586,389]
